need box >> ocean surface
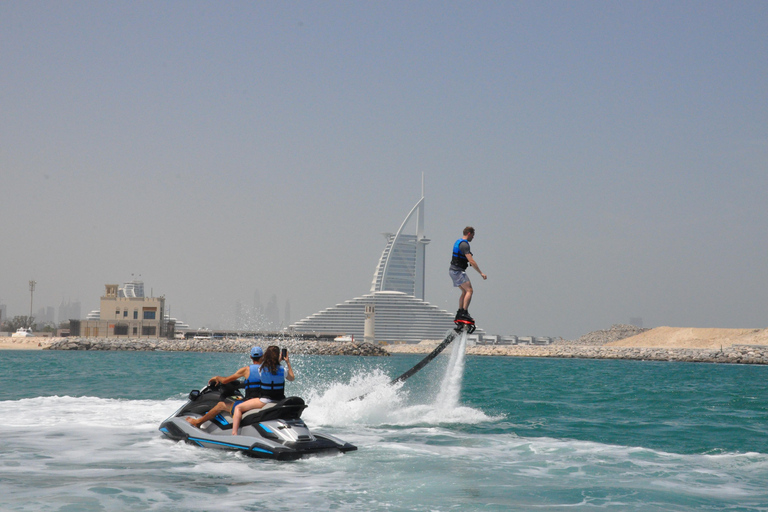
[2,339,768,511]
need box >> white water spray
[434,330,468,409]
[305,329,492,426]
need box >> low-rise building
[72,283,168,338]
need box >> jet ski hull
[159,387,356,460]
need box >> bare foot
[185,417,201,427]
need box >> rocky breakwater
[467,344,768,365]
[386,325,768,365]
[46,337,389,356]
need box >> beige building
[74,283,168,338]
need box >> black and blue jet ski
[159,381,357,460]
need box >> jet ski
[159,381,357,460]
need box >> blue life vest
[243,364,262,399]
[259,365,286,400]
[451,238,470,270]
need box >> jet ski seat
[242,401,276,419]
[241,397,307,427]
[213,402,277,428]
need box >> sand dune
[606,327,768,349]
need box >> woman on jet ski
[231,345,295,435]
[185,346,264,428]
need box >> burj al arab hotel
[290,191,483,343]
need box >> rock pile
[465,344,768,365]
[46,337,389,356]
[556,324,648,345]
[384,341,768,365]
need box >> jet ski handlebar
[189,379,245,401]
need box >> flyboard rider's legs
[457,280,475,323]
[450,268,475,326]
[459,281,473,312]
[185,400,231,427]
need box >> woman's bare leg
[231,398,266,434]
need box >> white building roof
[290,291,483,343]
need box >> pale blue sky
[2,1,766,338]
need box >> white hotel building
[290,194,484,343]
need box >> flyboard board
[350,319,475,401]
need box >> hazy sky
[2,1,766,339]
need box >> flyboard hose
[349,328,464,401]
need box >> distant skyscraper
[284,299,291,327]
[36,307,55,324]
[253,290,262,314]
[291,186,483,343]
[58,299,81,323]
[265,294,279,328]
[235,300,244,330]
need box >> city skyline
[0,297,82,327]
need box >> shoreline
[0,336,389,356]
[385,342,768,365]
[385,326,768,364]
[3,326,768,365]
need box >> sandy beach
[0,337,59,350]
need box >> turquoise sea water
[2,346,768,511]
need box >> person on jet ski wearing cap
[185,346,265,428]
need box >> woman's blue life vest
[243,364,262,399]
[259,365,286,400]
[451,238,470,270]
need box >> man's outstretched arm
[466,254,487,280]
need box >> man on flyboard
[448,226,487,332]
